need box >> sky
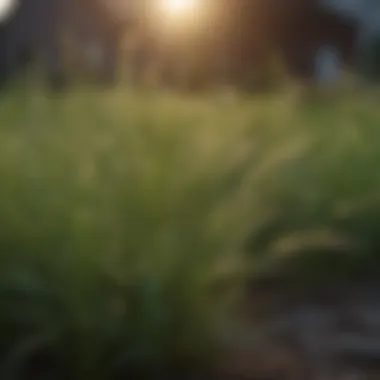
[0,0,17,24]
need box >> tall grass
[0,87,276,379]
[0,86,380,379]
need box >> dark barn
[202,0,358,85]
[272,0,358,80]
[128,0,359,88]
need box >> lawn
[0,85,379,379]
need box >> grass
[0,85,380,379]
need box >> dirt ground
[216,276,380,380]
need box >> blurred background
[0,1,379,380]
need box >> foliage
[1,85,380,378]
[0,87,277,379]
[244,89,380,282]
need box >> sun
[159,0,198,17]
[0,0,17,23]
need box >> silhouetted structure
[0,0,372,89]
[130,0,359,87]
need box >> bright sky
[160,0,196,15]
[158,0,199,20]
[0,0,16,23]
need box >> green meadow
[0,85,380,378]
